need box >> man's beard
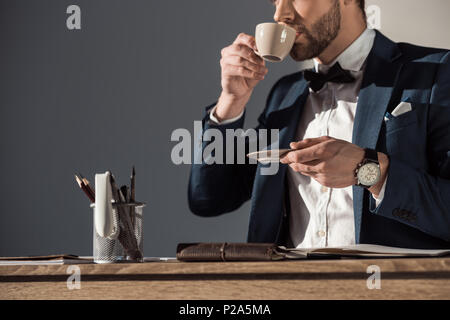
[290,0,341,61]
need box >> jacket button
[392,208,401,217]
[400,210,409,218]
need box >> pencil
[75,174,95,203]
[78,172,95,199]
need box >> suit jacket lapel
[352,30,404,242]
[248,79,309,242]
[267,79,309,147]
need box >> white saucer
[246,149,294,163]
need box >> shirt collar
[314,28,376,73]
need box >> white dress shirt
[211,28,386,248]
[288,28,379,248]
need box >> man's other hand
[280,136,389,197]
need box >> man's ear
[343,0,356,6]
[342,0,363,13]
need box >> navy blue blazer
[188,31,450,249]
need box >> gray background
[0,0,449,257]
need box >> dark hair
[359,0,366,18]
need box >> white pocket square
[391,102,412,117]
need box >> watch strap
[355,148,380,188]
[364,148,379,164]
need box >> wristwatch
[355,148,381,188]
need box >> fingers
[222,43,264,66]
[289,136,331,150]
[222,65,266,80]
[223,33,264,65]
[281,136,333,163]
[288,163,314,174]
[288,161,319,179]
[280,145,327,164]
[221,55,268,75]
[219,33,268,82]
[233,33,258,52]
[220,43,268,80]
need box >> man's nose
[273,0,295,23]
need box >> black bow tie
[303,62,355,92]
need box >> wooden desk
[1,258,449,300]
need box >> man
[188,0,450,249]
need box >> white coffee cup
[255,23,296,62]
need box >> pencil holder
[91,202,145,263]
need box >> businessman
[188,0,450,248]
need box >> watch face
[357,162,381,186]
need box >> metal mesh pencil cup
[91,202,145,263]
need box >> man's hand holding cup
[215,33,267,122]
[214,23,296,122]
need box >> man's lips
[283,24,304,37]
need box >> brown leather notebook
[176,243,450,262]
[176,243,285,262]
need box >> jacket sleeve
[187,106,259,217]
[187,77,289,217]
[370,52,450,241]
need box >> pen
[120,185,129,203]
[109,172,142,260]
[108,171,121,202]
[121,184,133,226]
[130,166,135,203]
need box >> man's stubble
[290,0,341,61]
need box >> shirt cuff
[372,174,388,208]
[209,105,244,125]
